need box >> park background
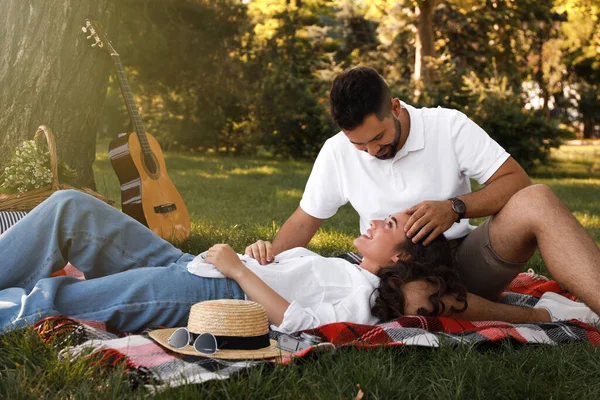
[1,0,599,188]
[1,0,600,398]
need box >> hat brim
[149,328,288,360]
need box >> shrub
[462,72,565,171]
[472,97,565,171]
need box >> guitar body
[84,19,191,243]
[109,132,191,243]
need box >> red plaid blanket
[33,271,600,389]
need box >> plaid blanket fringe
[32,271,600,389]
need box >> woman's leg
[0,190,184,291]
[1,256,245,332]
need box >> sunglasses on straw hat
[149,299,287,360]
[168,328,220,354]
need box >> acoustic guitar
[82,19,191,243]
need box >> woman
[0,189,458,333]
[0,191,581,334]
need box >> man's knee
[503,184,564,222]
[510,184,557,207]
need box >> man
[246,66,600,316]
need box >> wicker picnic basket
[0,125,115,212]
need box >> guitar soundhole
[144,153,159,175]
[154,204,177,214]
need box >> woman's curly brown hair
[371,234,468,321]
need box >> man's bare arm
[271,207,324,255]
[457,156,532,219]
[405,157,532,244]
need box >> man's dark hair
[371,234,468,321]
[329,66,393,131]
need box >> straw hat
[149,299,286,359]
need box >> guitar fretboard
[112,54,152,155]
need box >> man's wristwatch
[449,197,466,222]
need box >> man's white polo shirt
[299,101,510,240]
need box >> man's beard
[374,117,402,160]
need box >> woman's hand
[206,243,290,325]
[205,244,246,279]
[245,240,273,265]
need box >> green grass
[93,140,361,257]
[2,142,600,398]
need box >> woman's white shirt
[187,247,380,333]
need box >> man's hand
[404,200,457,245]
[245,240,274,265]
[205,244,246,279]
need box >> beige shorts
[449,218,527,300]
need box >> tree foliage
[96,0,599,167]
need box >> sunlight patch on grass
[574,212,600,229]
[575,178,599,185]
[252,221,281,237]
[229,166,280,175]
[185,221,250,253]
[94,153,109,161]
[275,188,303,200]
[172,154,225,163]
[533,146,600,178]
[178,170,229,179]
[308,230,356,256]
[181,220,284,254]
[543,178,600,185]
[553,145,600,158]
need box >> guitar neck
[111,54,152,154]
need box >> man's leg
[487,184,600,313]
[452,218,527,300]
[402,280,551,322]
[0,190,184,291]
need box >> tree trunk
[414,0,437,99]
[579,86,599,139]
[0,0,120,189]
[582,117,596,139]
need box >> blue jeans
[0,190,245,333]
